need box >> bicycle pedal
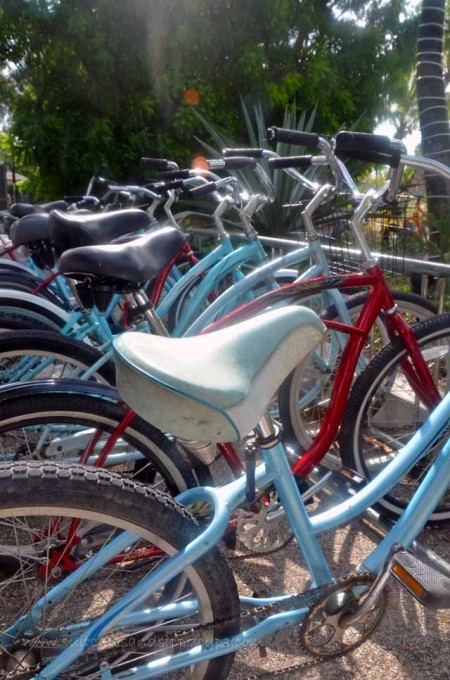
[391,546,450,610]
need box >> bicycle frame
[206,264,441,478]
[8,385,450,679]
[155,232,269,336]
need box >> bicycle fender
[0,288,72,322]
[0,270,67,308]
[0,379,121,403]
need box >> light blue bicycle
[0,302,449,679]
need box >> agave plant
[182,100,320,237]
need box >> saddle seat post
[255,412,334,586]
[123,290,169,336]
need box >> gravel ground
[209,456,450,680]
[226,522,449,680]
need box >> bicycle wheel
[166,270,235,335]
[278,290,437,457]
[0,295,69,331]
[0,269,69,308]
[339,312,450,526]
[0,461,239,680]
[0,330,116,384]
[0,387,197,495]
[0,309,60,332]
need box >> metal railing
[187,227,450,312]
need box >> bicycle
[191,131,447,455]
[0,302,449,679]
[0,132,445,533]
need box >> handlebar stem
[301,184,336,240]
[212,196,235,239]
[317,137,343,193]
[385,163,405,204]
[349,190,380,265]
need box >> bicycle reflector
[390,547,450,610]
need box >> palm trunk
[416,0,450,243]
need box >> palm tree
[416,0,450,243]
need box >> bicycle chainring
[235,495,293,554]
[301,574,386,658]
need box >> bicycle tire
[0,330,116,384]
[166,270,234,335]
[0,296,69,331]
[0,460,239,680]
[0,388,198,495]
[339,312,450,526]
[278,290,437,457]
[0,309,58,332]
[0,269,69,308]
[166,273,206,333]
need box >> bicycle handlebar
[266,127,320,149]
[269,155,313,170]
[222,148,265,158]
[188,181,218,198]
[209,157,258,171]
[152,179,185,194]
[335,132,404,168]
[140,157,179,171]
[158,169,192,180]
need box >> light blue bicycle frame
[5,386,450,679]
[185,235,351,335]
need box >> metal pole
[0,163,7,210]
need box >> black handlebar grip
[336,148,401,168]
[161,179,185,192]
[335,132,395,156]
[222,156,257,170]
[269,155,313,170]
[335,131,401,167]
[266,127,320,148]
[151,180,185,194]
[223,148,265,158]
[140,157,170,170]
[188,182,218,198]
[159,169,191,180]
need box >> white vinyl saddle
[113,306,325,442]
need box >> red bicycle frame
[150,241,202,306]
[0,242,18,261]
[206,264,441,478]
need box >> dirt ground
[225,517,450,680]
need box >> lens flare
[184,88,200,106]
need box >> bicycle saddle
[114,306,325,442]
[59,226,186,283]
[49,208,152,253]
[10,200,69,218]
[10,212,51,246]
[2,214,17,237]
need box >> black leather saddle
[59,226,186,284]
[2,214,18,237]
[49,208,151,253]
[10,200,69,218]
[10,213,51,247]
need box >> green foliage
[185,101,321,236]
[0,0,419,199]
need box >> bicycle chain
[167,572,377,679]
[2,574,376,680]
